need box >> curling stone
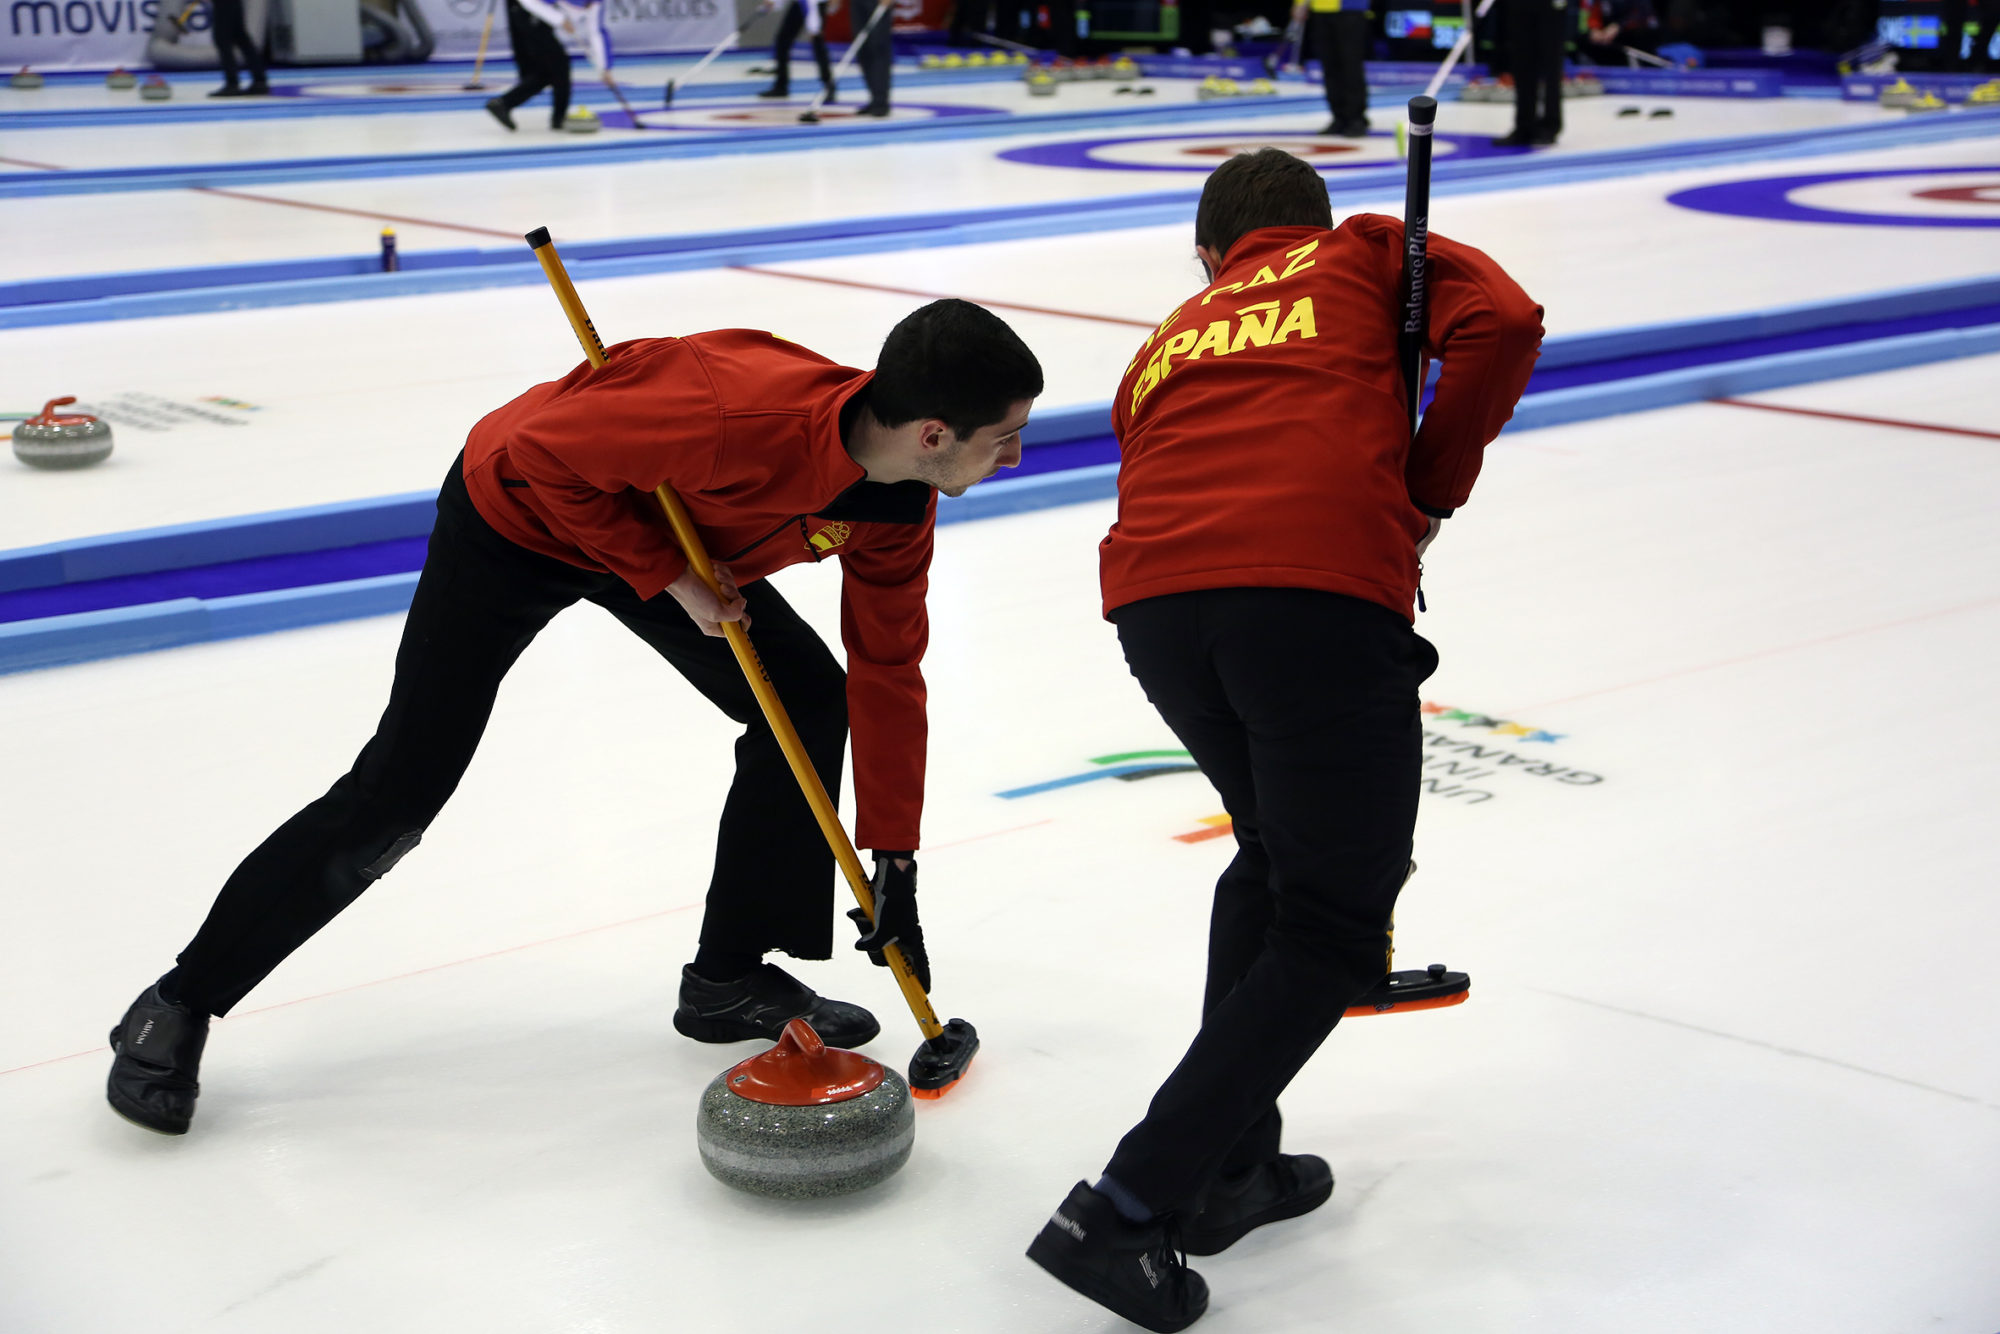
[919,53,942,69]
[941,52,964,68]
[966,51,989,67]
[11,66,43,89]
[1111,56,1139,79]
[698,1018,913,1199]
[1905,92,1948,113]
[1971,80,2000,106]
[13,397,113,469]
[1879,77,1921,108]
[1026,69,1057,97]
[564,106,601,133]
[107,67,137,89]
[140,75,172,100]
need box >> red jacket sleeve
[504,341,722,600]
[1367,221,1544,516]
[838,503,935,852]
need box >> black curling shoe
[107,983,209,1135]
[672,963,879,1048]
[1027,1182,1209,1333]
[1182,1153,1334,1255]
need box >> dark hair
[1193,148,1334,266]
[872,299,1044,438]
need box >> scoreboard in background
[1878,0,1945,50]
[1382,3,1469,57]
[1877,0,1994,62]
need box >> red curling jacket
[1101,217,1544,621]
[461,331,934,852]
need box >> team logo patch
[807,521,851,553]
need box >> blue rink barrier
[3,307,1998,674]
[1593,69,1785,98]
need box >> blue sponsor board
[1592,69,1784,98]
[1841,73,2000,103]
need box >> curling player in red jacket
[105,300,1043,1136]
[1028,149,1544,1330]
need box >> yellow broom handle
[527,234,943,1041]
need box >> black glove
[849,854,929,993]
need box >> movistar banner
[2,0,733,68]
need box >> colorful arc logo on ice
[996,704,1604,838]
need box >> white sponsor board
[3,0,732,68]
[3,0,162,70]
[397,0,733,62]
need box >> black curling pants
[769,0,834,93]
[849,0,893,108]
[210,0,266,86]
[1508,0,1567,137]
[1101,587,1437,1215]
[1310,10,1371,130]
[497,0,573,126]
[164,459,848,1018]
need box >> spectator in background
[1582,0,1659,63]
[1493,0,1566,148]
[208,0,269,97]
[760,0,838,100]
[486,0,608,130]
[848,0,895,116]
[1297,0,1371,137]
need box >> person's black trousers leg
[210,0,247,85]
[589,580,848,963]
[1534,0,1565,136]
[545,41,572,126]
[1319,9,1369,128]
[769,0,806,90]
[1101,588,1438,1214]
[499,4,557,110]
[852,0,893,108]
[1310,13,1339,121]
[1509,0,1563,137]
[165,465,598,1016]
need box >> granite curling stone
[13,397,113,469]
[564,106,601,133]
[697,1018,913,1200]
[107,68,138,89]
[140,75,172,100]
[10,67,43,89]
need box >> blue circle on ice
[1667,168,2000,229]
[996,129,1512,173]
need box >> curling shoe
[106,983,209,1135]
[672,962,879,1048]
[1027,1183,1209,1333]
[1182,1153,1334,1255]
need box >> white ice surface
[2,83,1999,1334]
[0,91,1919,280]
[4,362,2000,1332]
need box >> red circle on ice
[1910,183,2000,206]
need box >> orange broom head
[907,1017,979,1098]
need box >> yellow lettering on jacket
[1200,281,1245,306]
[1242,265,1281,289]
[1128,296,1324,416]
[1272,297,1318,343]
[1230,300,1283,352]
[1186,320,1233,360]
[1278,238,1320,280]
